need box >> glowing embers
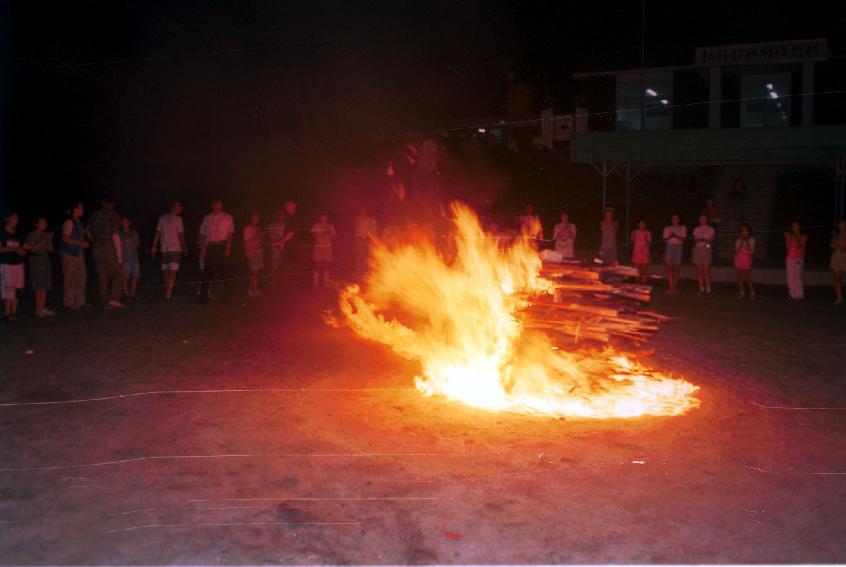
[337,202,699,418]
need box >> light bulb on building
[645,88,657,97]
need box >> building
[570,37,846,261]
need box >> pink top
[786,234,805,260]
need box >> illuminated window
[615,72,673,131]
[741,73,790,127]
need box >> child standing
[662,214,686,295]
[734,224,756,300]
[243,212,263,297]
[25,217,55,317]
[630,219,651,285]
[784,221,807,301]
[310,212,336,289]
[120,216,141,300]
[692,213,715,295]
[0,213,27,322]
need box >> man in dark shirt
[87,197,124,309]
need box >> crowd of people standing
[514,203,846,304]
[0,196,372,322]
[2,197,845,322]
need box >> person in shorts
[692,213,715,295]
[120,216,141,300]
[151,201,187,302]
[662,213,686,295]
[25,216,55,317]
[0,212,27,322]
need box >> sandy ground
[0,273,845,564]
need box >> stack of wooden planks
[521,262,673,345]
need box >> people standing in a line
[734,224,756,300]
[662,214,686,295]
[310,212,336,289]
[553,213,577,259]
[25,217,55,317]
[599,208,618,265]
[120,216,141,301]
[59,202,90,310]
[353,206,378,275]
[244,212,263,297]
[830,218,846,305]
[87,197,124,310]
[267,208,295,292]
[151,201,187,302]
[692,213,715,295]
[0,213,26,322]
[198,199,235,304]
[517,204,543,246]
[631,219,652,285]
[784,221,807,301]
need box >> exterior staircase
[712,166,779,262]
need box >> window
[741,73,790,127]
[616,72,673,131]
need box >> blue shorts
[665,244,683,265]
[123,256,141,279]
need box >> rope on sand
[751,401,846,411]
[0,452,437,472]
[0,387,417,407]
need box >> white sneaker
[108,300,125,309]
[35,309,47,318]
[42,308,56,316]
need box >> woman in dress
[630,219,651,285]
[734,224,756,300]
[0,212,27,321]
[692,213,715,295]
[599,208,618,265]
[310,212,337,289]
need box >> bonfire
[336,202,700,418]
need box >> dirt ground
[1,273,845,564]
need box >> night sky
[2,1,844,222]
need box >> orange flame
[338,202,699,418]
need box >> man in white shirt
[151,201,187,301]
[198,199,235,304]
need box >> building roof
[569,125,846,165]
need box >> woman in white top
[692,213,715,294]
[553,213,577,259]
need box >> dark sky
[2,0,844,218]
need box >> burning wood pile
[523,263,671,345]
[335,202,699,418]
